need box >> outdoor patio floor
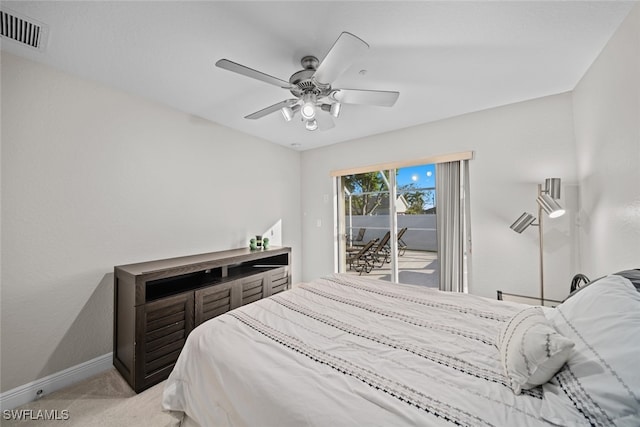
[346,249,439,288]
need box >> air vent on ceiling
[0,8,48,51]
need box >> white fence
[347,214,437,251]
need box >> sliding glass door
[341,170,393,282]
[338,164,439,287]
[395,164,439,287]
[334,151,472,291]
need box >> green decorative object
[263,237,270,249]
[249,238,257,250]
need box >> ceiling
[1,1,635,151]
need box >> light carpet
[3,368,178,427]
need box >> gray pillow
[614,269,640,291]
[565,269,640,302]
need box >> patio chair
[397,227,408,256]
[371,231,392,267]
[346,238,377,275]
[351,228,366,246]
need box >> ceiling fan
[215,32,400,131]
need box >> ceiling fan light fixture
[301,104,315,120]
[330,102,341,118]
[281,106,294,122]
[301,93,316,120]
[305,119,318,131]
[320,103,340,118]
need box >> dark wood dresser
[113,246,291,393]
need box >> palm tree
[400,183,435,214]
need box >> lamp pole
[537,184,544,305]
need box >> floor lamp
[509,178,565,304]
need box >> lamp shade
[544,178,562,199]
[510,212,536,233]
[537,194,565,218]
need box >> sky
[396,164,435,189]
[348,163,436,210]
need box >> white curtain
[436,160,471,292]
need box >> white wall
[301,93,579,301]
[572,3,640,278]
[0,53,302,393]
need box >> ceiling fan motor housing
[300,55,319,70]
[289,56,331,98]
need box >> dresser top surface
[115,246,290,276]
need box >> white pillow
[541,275,640,425]
[498,306,574,394]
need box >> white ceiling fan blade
[245,99,298,120]
[313,32,369,85]
[216,59,292,89]
[315,114,335,131]
[331,89,399,107]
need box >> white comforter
[162,274,571,426]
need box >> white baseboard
[0,352,113,410]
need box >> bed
[162,272,640,426]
